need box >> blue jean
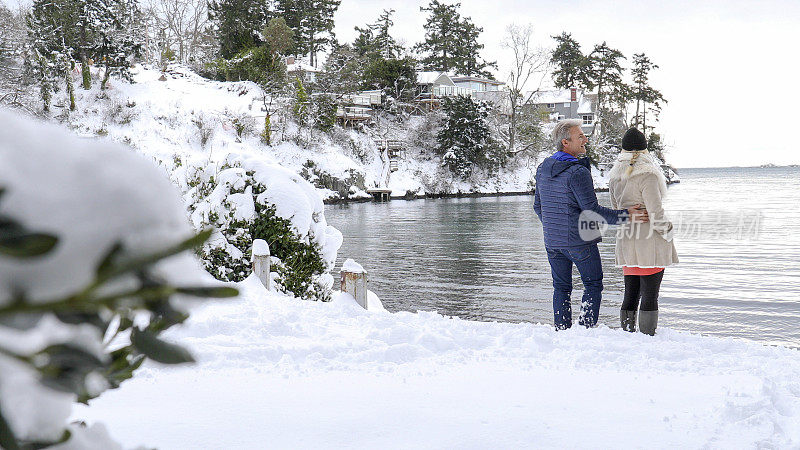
[546,245,604,329]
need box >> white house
[415,71,504,110]
[451,75,504,93]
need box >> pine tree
[362,56,417,102]
[312,93,336,131]
[276,0,339,66]
[550,32,591,90]
[316,43,364,95]
[352,25,375,58]
[97,0,144,89]
[27,0,144,103]
[437,95,503,179]
[208,0,271,59]
[414,0,496,77]
[630,52,666,132]
[292,76,309,125]
[305,0,339,67]
[371,9,401,60]
[27,0,76,109]
[585,41,626,148]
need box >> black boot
[620,310,636,332]
[638,310,658,336]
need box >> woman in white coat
[608,128,678,335]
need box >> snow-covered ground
[74,275,800,449]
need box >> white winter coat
[608,151,679,268]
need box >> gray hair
[552,119,583,151]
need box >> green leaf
[37,344,106,394]
[0,233,58,258]
[0,406,20,450]
[131,327,195,364]
[95,242,123,277]
[39,344,105,371]
[175,286,239,298]
[94,229,212,284]
[54,312,106,330]
[107,354,146,389]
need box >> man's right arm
[533,185,542,221]
[568,168,629,225]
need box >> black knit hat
[621,128,647,151]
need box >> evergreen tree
[292,76,309,125]
[305,0,339,67]
[362,56,417,102]
[97,0,144,89]
[312,93,336,131]
[587,41,626,117]
[275,0,339,66]
[437,95,503,179]
[371,9,401,60]
[352,25,375,59]
[414,0,496,77]
[263,16,294,68]
[316,43,364,95]
[630,52,666,132]
[26,0,143,103]
[550,32,591,90]
[585,41,626,149]
[208,0,271,59]
[26,0,67,110]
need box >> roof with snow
[528,89,595,114]
[450,75,505,86]
[416,71,455,86]
[286,57,320,73]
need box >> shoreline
[324,180,680,205]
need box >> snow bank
[75,276,800,448]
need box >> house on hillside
[528,88,596,135]
[415,71,475,110]
[451,75,504,93]
[286,56,319,85]
[335,90,383,127]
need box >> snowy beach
[74,276,800,449]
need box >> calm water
[326,167,800,348]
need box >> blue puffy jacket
[534,154,627,249]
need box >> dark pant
[621,271,664,312]
[545,245,604,330]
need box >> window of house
[563,102,571,107]
[582,115,593,125]
[546,103,555,109]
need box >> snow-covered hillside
[58,64,612,200]
[74,275,800,448]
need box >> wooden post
[340,258,368,309]
[252,239,270,291]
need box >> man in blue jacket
[534,120,648,330]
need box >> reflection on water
[326,167,800,348]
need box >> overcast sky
[4,0,798,168]
[334,0,800,168]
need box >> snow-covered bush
[0,109,236,448]
[179,154,342,301]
